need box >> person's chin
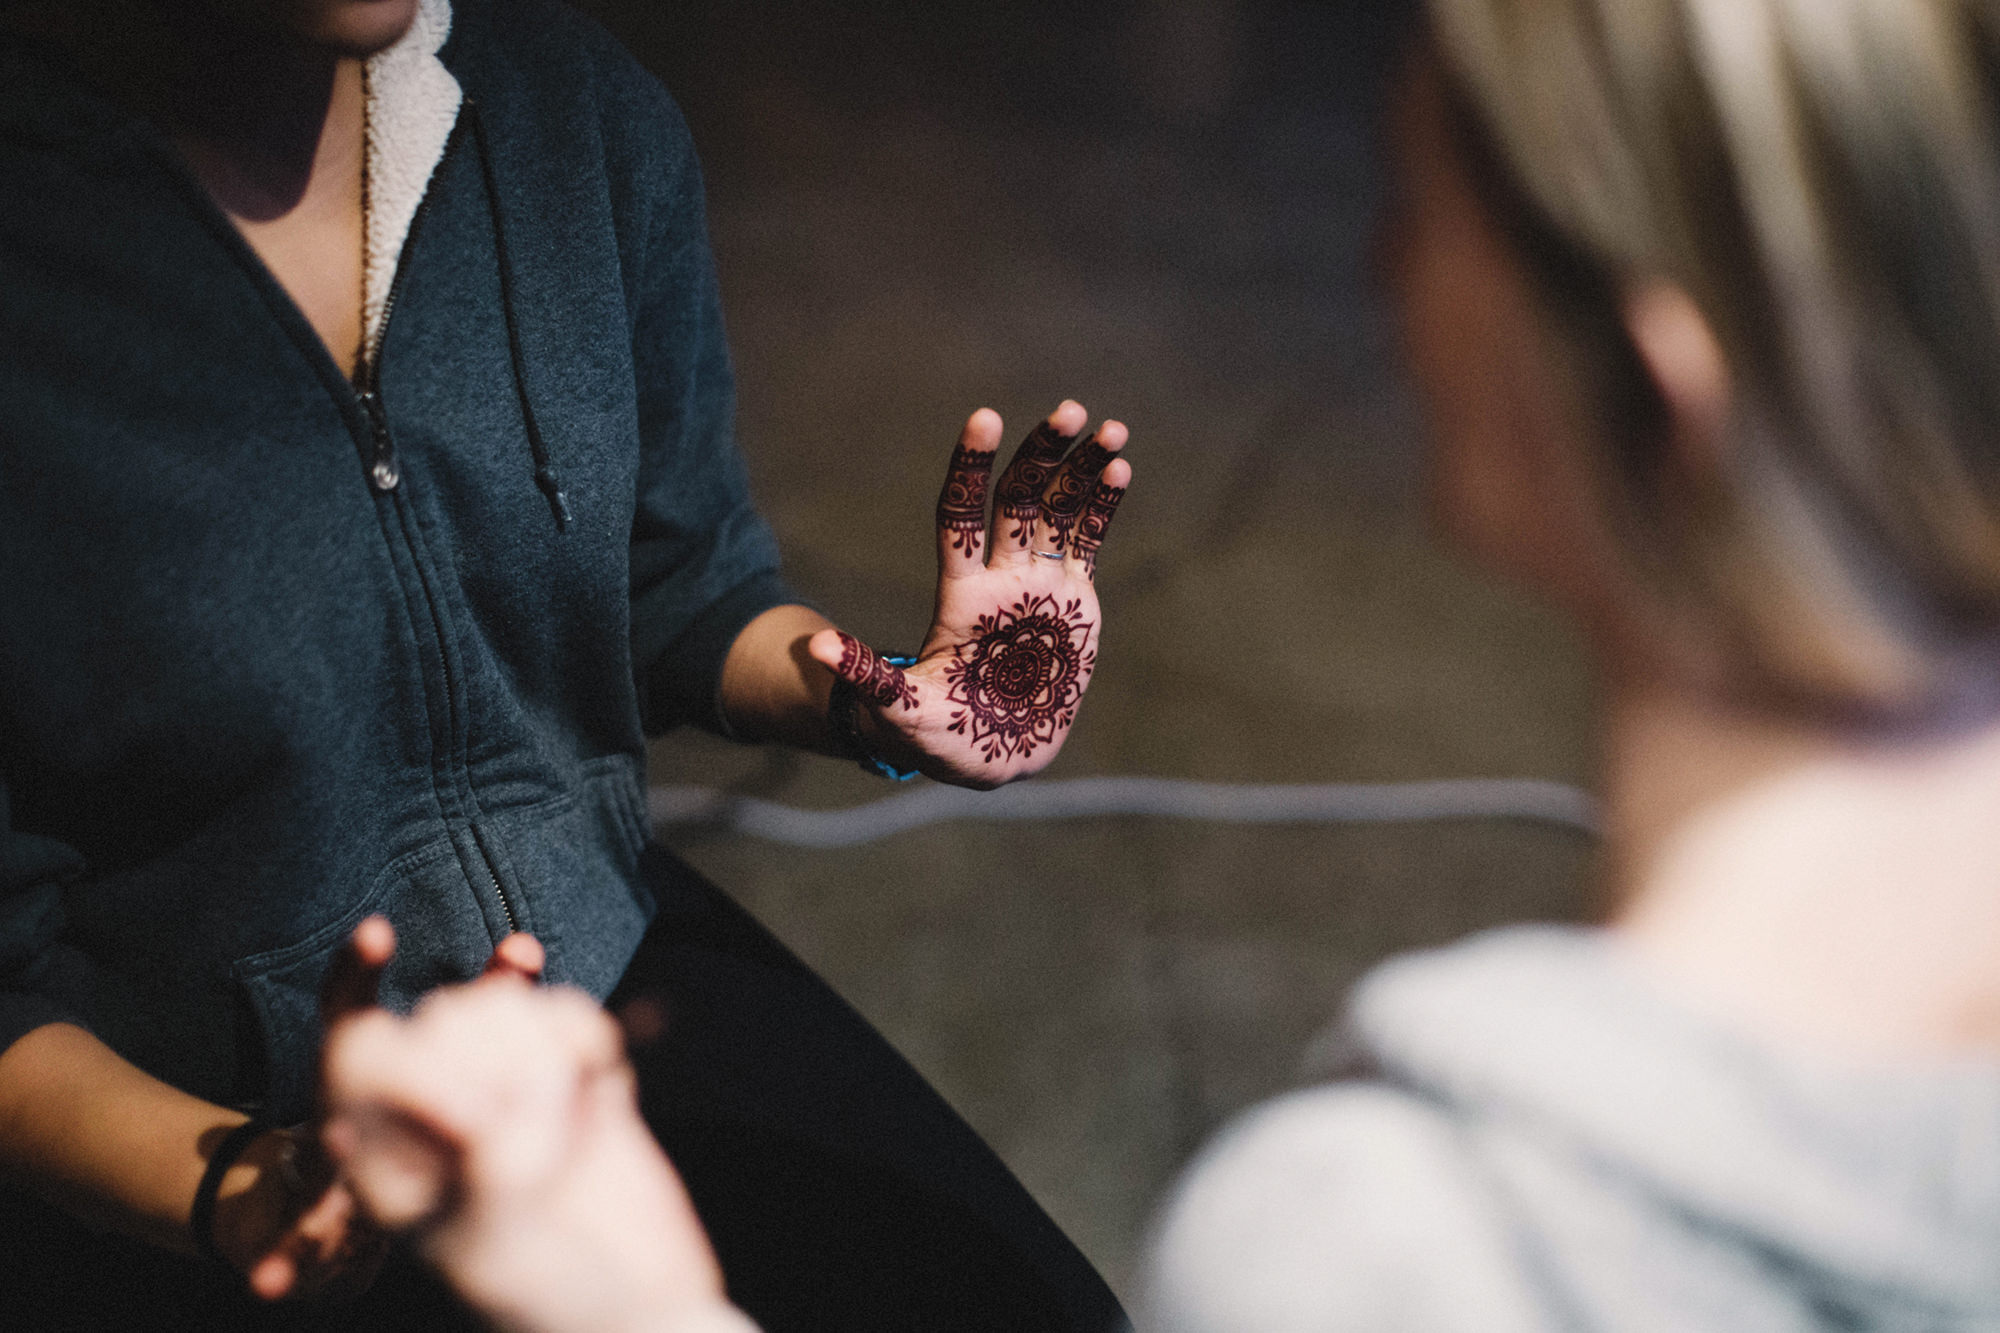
[290,0,422,57]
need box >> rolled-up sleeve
[621,89,797,737]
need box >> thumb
[809,629,915,711]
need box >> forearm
[715,604,845,752]
[0,1021,247,1256]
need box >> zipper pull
[357,389,401,492]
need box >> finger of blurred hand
[320,916,395,1029]
[990,401,1085,565]
[259,1181,381,1302]
[325,1105,457,1231]
[249,1247,298,1302]
[482,932,545,981]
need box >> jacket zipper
[357,388,399,491]
[476,852,519,935]
[351,117,463,492]
[350,119,521,938]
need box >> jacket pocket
[476,757,653,1002]
[230,836,498,1123]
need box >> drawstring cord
[467,100,572,531]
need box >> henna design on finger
[838,632,918,710]
[944,593,1096,762]
[1037,439,1113,550]
[994,422,1077,549]
[1070,479,1125,576]
[936,444,995,557]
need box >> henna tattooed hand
[809,401,1131,789]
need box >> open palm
[809,402,1131,789]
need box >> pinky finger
[1067,458,1129,579]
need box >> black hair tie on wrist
[190,1119,272,1268]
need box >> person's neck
[1603,676,2000,1058]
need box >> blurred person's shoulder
[1142,924,2000,1330]
[1140,1081,1548,1333]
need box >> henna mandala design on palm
[838,632,918,710]
[995,423,1077,549]
[818,405,1130,785]
[944,593,1096,762]
[936,444,995,557]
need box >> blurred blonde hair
[1428,0,2000,715]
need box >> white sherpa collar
[362,0,459,366]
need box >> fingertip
[806,627,846,671]
[1097,420,1129,451]
[1101,457,1132,489]
[509,932,545,974]
[250,1254,295,1302]
[1049,399,1087,435]
[487,932,545,979]
[962,407,1002,448]
[352,915,395,966]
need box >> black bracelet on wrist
[190,1118,273,1267]
[827,656,920,781]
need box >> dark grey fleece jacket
[0,0,794,1123]
[1144,927,2000,1332]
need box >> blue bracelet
[828,655,921,781]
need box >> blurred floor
[577,0,1597,1299]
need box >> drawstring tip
[483,108,573,539]
[535,467,573,531]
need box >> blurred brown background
[575,0,1595,1299]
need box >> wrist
[853,694,919,771]
[826,654,920,781]
[205,1124,308,1273]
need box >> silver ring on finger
[1033,549,1065,560]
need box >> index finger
[320,915,396,1031]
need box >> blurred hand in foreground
[321,929,755,1333]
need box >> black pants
[2,847,1126,1332]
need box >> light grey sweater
[1140,927,2000,1331]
